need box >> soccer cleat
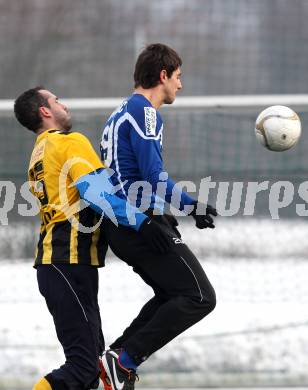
[99,357,112,390]
[101,349,138,390]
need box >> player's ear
[159,69,168,84]
[39,106,52,118]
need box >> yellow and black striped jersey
[28,129,107,267]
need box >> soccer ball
[255,105,301,151]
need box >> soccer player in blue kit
[100,43,217,390]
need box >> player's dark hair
[14,86,50,133]
[134,43,182,89]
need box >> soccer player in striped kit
[100,44,217,390]
[14,87,170,390]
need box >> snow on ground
[0,219,308,388]
[1,218,308,260]
[1,259,308,388]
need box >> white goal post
[2,94,308,111]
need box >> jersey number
[29,161,49,206]
[101,120,114,167]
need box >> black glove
[190,202,217,229]
[139,218,171,254]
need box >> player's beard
[56,112,72,132]
[62,116,72,132]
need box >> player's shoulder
[126,94,162,137]
[46,131,94,157]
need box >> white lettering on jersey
[144,107,157,136]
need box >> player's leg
[110,281,167,351]
[97,297,112,390]
[103,217,216,364]
[122,245,215,364]
[35,264,103,390]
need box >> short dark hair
[134,43,182,89]
[14,86,50,133]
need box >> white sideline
[2,94,308,111]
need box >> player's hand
[139,218,171,254]
[190,202,218,229]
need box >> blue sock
[119,350,137,371]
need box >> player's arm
[64,133,170,253]
[129,125,217,228]
[75,168,145,230]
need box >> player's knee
[199,283,216,316]
[206,286,216,313]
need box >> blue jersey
[100,93,194,212]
